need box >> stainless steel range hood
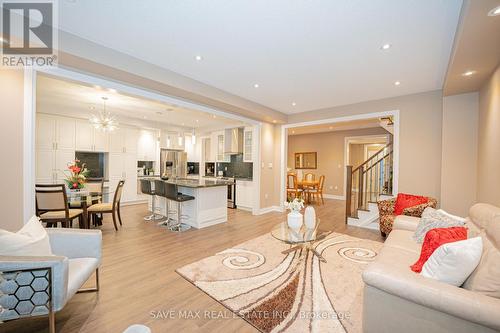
[224,127,244,155]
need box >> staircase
[345,142,394,230]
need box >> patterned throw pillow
[413,207,466,243]
[393,193,429,215]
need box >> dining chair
[35,184,84,228]
[286,174,302,200]
[87,180,125,231]
[308,175,325,205]
[304,173,316,181]
[84,178,105,226]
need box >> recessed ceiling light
[253,83,259,88]
[291,102,297,106]
[329,126,333,130]
[212,114,216,118]
[488,5,500,16]
[272,120,277,123]
[394,81,401,86]
[89,106,95,110]
[195,55,202,61]
[381,43,391,50]
[181,123,185,126]
[292,130,295,134]
[462,70,476,77]
[94,85,101,89]
[143,116,147,119]
[108,88,117,93]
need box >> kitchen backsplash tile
[217,154,252,179]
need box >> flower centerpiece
[284,198,304,229]
[64,159,89,190]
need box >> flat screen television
[75,151,105,178]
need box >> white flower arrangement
[284,198,304,212]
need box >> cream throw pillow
[413,207,467,243]
[463,231,500,298]
[421,237,482,286]
[0,215,53,256]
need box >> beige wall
[477,65,500,207]
[288,90,444,201]
[287,127,388,197]
[0,69,25,231]
[441,92,479,216]
[259,123,282,208]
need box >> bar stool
[153,180,175,227]
[140,179,163,221]
[164,182,194,232]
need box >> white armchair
[0,228,102,333]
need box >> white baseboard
[322,194,346,200]
[121,199,148,206]
[255,206,284,215]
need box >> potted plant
[64,159,89,191]
[284,198,304,229]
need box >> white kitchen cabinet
[202,137,213,162]
[124,128,139,153]
[185,135,201,162]
[159,130,184,151]
[109,128,125,153]
[137,129,157,161]
[75,120,94,151]
[56,117,76,150]
[243,127,253,162]
[35,148,75,184]
[214,131,230,162]
[75,120,109,152]
[110,127,139,154]
[236,180,254,211]
[108,152,137,202]
[36,148,56,184]
[36,114,76,184]
[54,149,76,181]
[36,114,56,150]
[93,127,109,152]
[36,114,75,151]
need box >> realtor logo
[1,0,58,67]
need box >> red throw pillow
[393,193,429,215]
[410,227,467,273]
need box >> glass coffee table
[271,220,332,263]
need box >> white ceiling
[36,74,245,132]
[57,0,463,114]
[288,118,386,135]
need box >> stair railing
[345,143,393,223]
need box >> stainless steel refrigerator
[160,149,187,179]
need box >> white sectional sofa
[362,203,500,333]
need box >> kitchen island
[146,177,232,229]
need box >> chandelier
[90,96,118,132]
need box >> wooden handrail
[345,165,353,224]
[363,150,393,174]
[352,142,393,173]
[346,143,394,221]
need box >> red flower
[72,183,78,189]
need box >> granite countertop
[143,177,233,188]
[202,175,253,181]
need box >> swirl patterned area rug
[176,233,382,333]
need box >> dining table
[296,180,319,203]
[66,189,114,229]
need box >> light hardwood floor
[2,199,382,333]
